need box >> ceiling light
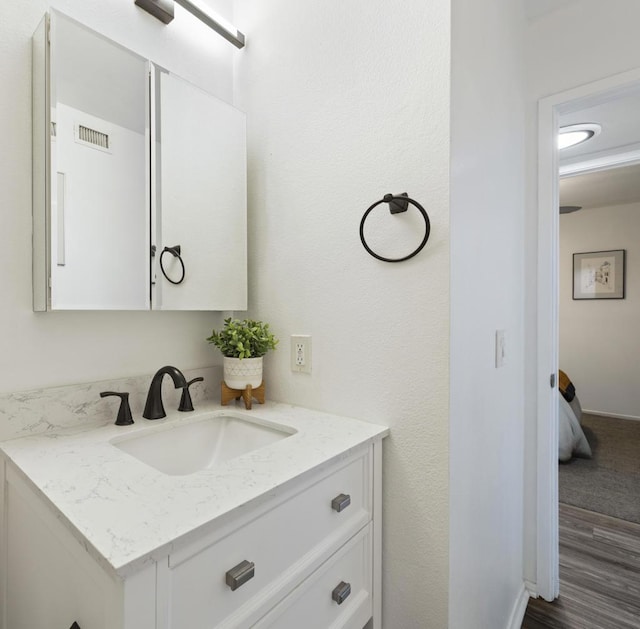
[174,0,245,48]
[135,0,245,48]
[558,123,601,150]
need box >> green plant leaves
[206,318,278,359]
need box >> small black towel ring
[359,193,431,263]
[159,245,186,285]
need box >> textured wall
[233,1,451,626]
[0,0,237,394]
[450,0,527,626]
[560,203,640,418]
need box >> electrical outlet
[295,342,305,365]
[291,335,312,373]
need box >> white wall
[560,202,640,418]
[527,0,640,99]
[233,1,451,625]
[525,0,640,585]
[450,0,526,627]
[52,105,148,309]
[0,0,238,393]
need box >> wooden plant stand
[221,381,265,410]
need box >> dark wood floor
[522,503,640,628]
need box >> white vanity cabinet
[1,461,156,629]
[1,441,383,629]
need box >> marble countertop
[0,400,388,577]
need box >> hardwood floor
[522,503,640,628]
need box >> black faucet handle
[178,377,204,412]
[100,391,134,426]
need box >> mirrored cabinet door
[32,10,247,312]
[152,68,247,311]
[33,11,150,310]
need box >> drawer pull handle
[332,581,351,605]
[331,493,351,513]
[225,560,255,591]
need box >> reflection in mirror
[50,12,149,309]
[152,68,247,310]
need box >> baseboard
[583,409,640,422]
[524,579,538,597]
[506,583,530,629]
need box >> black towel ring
[359,193,431,263]
[159,245,186,285]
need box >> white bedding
[558,392,592,462]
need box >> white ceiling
[558,92,640,165]
[556,74,640,210]
[525,2,640,208]
[55,12,147,134]
[560,162,640,209]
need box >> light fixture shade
[135,0,245,48]
[174,0,245,48]
[135,0,175,24]
[558,123,601,150]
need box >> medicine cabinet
[32,11,247,311]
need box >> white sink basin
[111,413,295,476]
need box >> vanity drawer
[253,523,373,629]
[165,451,372,629]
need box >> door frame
[536,66,640,601]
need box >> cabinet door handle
[331,493,351,512]
[225,560,255,591]
[332,581,351,605]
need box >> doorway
[536,68,640,601]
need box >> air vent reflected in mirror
[74,123,111,152]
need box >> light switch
[495,330,506,368]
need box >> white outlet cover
[291,335,312,373]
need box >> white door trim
[535,66,640,601]
[536,93,559,601]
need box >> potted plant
[207,318,278,390]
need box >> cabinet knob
[331,493,351,513]
[225,559,255,591]
[332,581,351,605]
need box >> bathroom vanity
[0,402,388,629]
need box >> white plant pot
[223,356,263,390]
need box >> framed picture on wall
[573,249,626,300]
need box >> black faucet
[143,366,187,420]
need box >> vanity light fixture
[558,123,601,150]
[135,0,245,48]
